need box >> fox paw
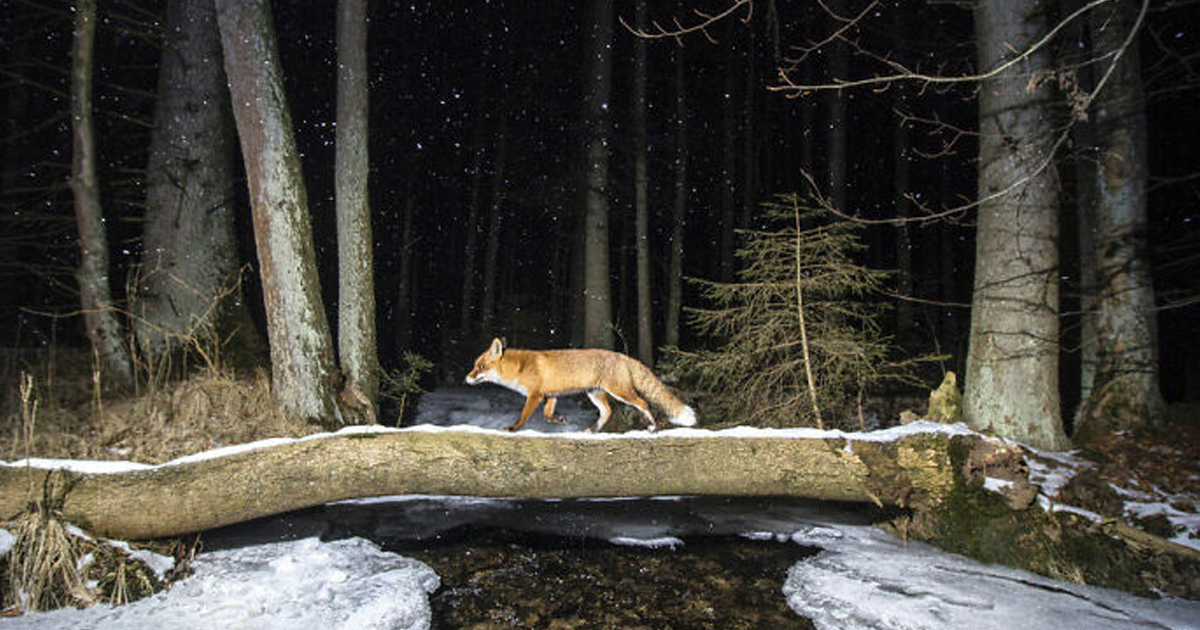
[545,415,569,425]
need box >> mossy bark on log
[0,429,961,540]
[895,435,1200,599]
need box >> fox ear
[489,337,504,357]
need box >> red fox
[465,337,697,433]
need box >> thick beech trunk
[0,429,968,540]
[138,0,256,364]
[1074,0,1163,441]
[964,0,1070,451]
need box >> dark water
[200,497,862,629]
[391,526,816,630]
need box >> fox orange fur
[465,338,697,432]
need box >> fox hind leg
[542,397,568,424]
[585,390,613,433]
[606,388,657,432]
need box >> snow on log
[0,424,978,540]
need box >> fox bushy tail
[629,361,697,427]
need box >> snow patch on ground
[1020,445,1200,553]
[103,540,175,580]
[783,521,1200,630]
[0,537,438,630]
[609,535,684,549]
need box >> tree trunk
[0,428,971,541]
[1074,0,1163,441]
[215,0,342,425]
[938,166,960,370]
[459,62,489,344]
[633,0,653,365]
[827,0,848,213]
[137,0,258,367]
[1076,132,1099,404]
[479,117,508,339]
[894,113,914,339]
[335,0,378,423]
[393,194,414,354]
[582,0,614,349]
[719,42,737,282]
[71,0,134,391]
[666,43,687,349]
[742,29,757,229]
[965,0,1070,451]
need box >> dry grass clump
[1,349,323,464]
[3,499,88,611]
[90,369,324,464]
[1,473,172,613]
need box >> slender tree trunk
[215,0,343,425]
[393,194,414,354]
[548,238,564,346]
[800,68,816,180]
[459,60,489,343]
[827,13,847,213]
[582,0,614,349]
[138,0,257,366]
[335,0,377,422]
[4,36,28,212]
[965,0,1069,450]
[894,113,914,339]
[479,117,508,340]
[71,0,133,390]
[632,0,653,365]
[1075,0,1163,441]
[1076,125,1099,404]
[742,29,757,229]
[939,166,960,369]
[666,43,687,349]
[719,42,737,282]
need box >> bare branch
[619,0,752,45]
[771,0,1115,95]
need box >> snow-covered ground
[0,536,438,630]
[3,384,1199,629]
[783,519,1199,630]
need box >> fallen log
[0,424,971,540]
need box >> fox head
[465,337,505,385]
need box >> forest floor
[1037,409,1200,554]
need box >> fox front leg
[508,391,545,432]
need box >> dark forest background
[1,0,1197,416]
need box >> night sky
[2,1,1197,401]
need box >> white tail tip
[669,406,697,427]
